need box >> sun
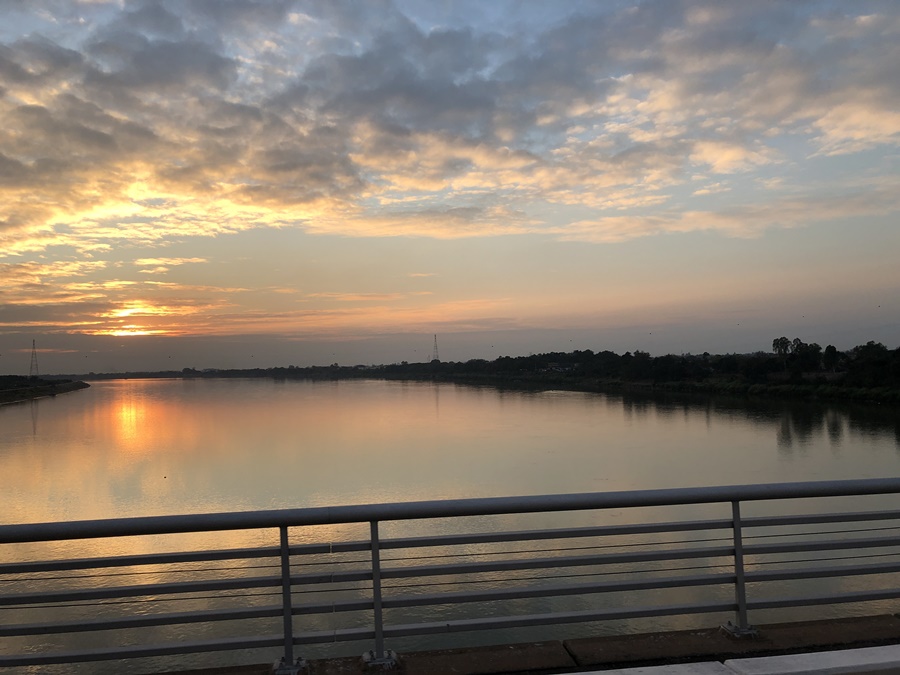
[111,304,171,319]
[92,324,168,337]
[93,303,174,336]
[105,328,168,337]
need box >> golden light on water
[115,399,143,447]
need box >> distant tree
[624,350,653,379]
[715,353,740,375]
[823,345,839,372]
[845,341,891,387]
[852,340,889,360]
[796,342,822,373]
[772,337,790,370]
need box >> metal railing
[3,478,900,671]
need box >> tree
[796,342,822,373]
[772,337,790,356]
[772,337,790,370]
[823,345,839,372]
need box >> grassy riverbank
[0,377,90,405]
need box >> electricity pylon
[29,339,39,379]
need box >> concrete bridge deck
[159,614,900,675]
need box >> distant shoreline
[30,339,900,407]
[0,380,90,406]
[42,368,900,406]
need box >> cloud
[1,0,899,267]
[305,204,538,238]
[692,181,730,196]
[558,183,900,243]
[306,292,408,302]
[133,257,207,273]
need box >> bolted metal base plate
[720,620,760,639]
[361,649,399,670]
[273,656,308,674]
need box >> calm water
[2,378,900,671]
[3,378,900,525]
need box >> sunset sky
[1,0,899,374]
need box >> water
[2,378,900,671]
[3,378,898,524]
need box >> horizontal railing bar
[746,560,900,584]
[745,535,900,556]
[288,601,737,644]
[0,574,743,636]
[0,605,284,637]
[0,569,374,607]
[379,519,735,550]
[382,572,734,609]
[0,598,741,666]
[0,634,285,666]
[381,601,736,637]
[293,626,375,645]
[748,587,900,611]
[3,478,899,544]
[0,546,281,575]
[12,589,900,667]
[742,510,900,529]
[291,540,373,555]
[9,511,891,577]
[380,545,734,579]
[289,569,372,585]
[0,575,282,606]
[0,542,373,578]
[292,598,374,616]
[2,596,380,637]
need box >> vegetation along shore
[0,377,90,406]
[45,337,900,406]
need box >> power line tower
[431,334,440,363]
[29,339,39,379]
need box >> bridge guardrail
[2,478,900,672]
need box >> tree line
[48,337,900,404]
[267,337,900,403]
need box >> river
[2,378,899,525]
[1,378,900,671]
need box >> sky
[1,0,899,374]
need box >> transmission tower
[431,334,440,362]
[29,339,39,379]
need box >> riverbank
[0,379,90,405]
[373,371,900,406]
[64,367,900,406]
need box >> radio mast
[431,335,440,362]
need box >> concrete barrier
[725,643,900,674]
[581,645,900,675]
[586,663,734,674]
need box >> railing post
[722,500,758,638]
[274,525,306,674]
[362,520,398,668]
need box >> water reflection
[1,380,899,529]
[613,391,900,453]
